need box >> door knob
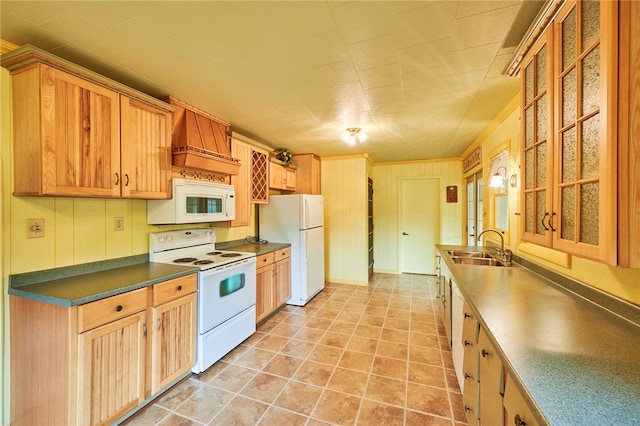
[402,232,409,235]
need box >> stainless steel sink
[445,250,493,258]
[449,256,506,266]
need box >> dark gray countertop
[9,254,198,307]
[217,239,291,256]
[436,245,640,426]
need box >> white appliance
[259,194,325,306]
[149,229,256,374]
[147,179,235,224]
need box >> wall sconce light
[489,166,508,188]
[341,127,368,145]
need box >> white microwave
[147,179,235,224]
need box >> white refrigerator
[259,194,325,306]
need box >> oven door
[198,257,256,334]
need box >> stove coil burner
[174,257,198,263]
[194,260,214,265]
[220,253,242,257]
[207,251,223,256]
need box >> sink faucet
[477,229,512,265]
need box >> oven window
[186,196,223,214]
[220,274,245,297]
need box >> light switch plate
[27,218,44,238]
[114,217,124,231]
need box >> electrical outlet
[27,218,45,238]
[114,217,124,231]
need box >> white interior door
[399,178,440,274]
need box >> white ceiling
[0,1,541,162]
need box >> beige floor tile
[210,395,268,425]
[356,399,405,426]
[174,386,234,423]
[207,364,257,393]
[239,372,289,404]
[126,277,468,426]
[311,389,362,425]
[371,356,407,381]
[365,374,406,406]
[262,353,304,378]
[273,380,323,415]
[406,382,452,418]
[293,360,335,387]
[326,367,369,396]
[258,406,308,426]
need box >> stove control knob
[166,236,173,241]
[158,237,166,243]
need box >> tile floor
[125,273,467,426]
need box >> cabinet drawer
[78,287,147,333]
[462,301,479,347]
[504,374,539,426]
[153,274,197,306]
[478,327,504,393]
[257,252,275,267]
[275,247,291,260]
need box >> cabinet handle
[115,304,123,312]
[464,405,472,413]
[464,373,473,380]
[464,312,472,319]
[481,349,490,358]
[142,323,147,337]
[177,285,183,291]
[125,174,129,186]
[464,340,472,347]
[548,212,557,232]
[115,173,120,185]
[157,319,162,330]
[541,212,549,231]
[514,414,526,426]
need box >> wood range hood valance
[167,96,240,176]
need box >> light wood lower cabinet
[10,274,197,426]
[504,374,540,426]
[478,327,505,426]
[461,301,480,424]
[256,248,291,322]
[149,275,197,394]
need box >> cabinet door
[39,65,121,197]
[478,328,504,426]
[120,97,172,199]
[275,255,291,307]
[552,0,617,264]
[269,162,285,189]
[292,154,321,195]
[285,168,297,191]
[251,147,269,203]
[521,29,554,247]
[150,293,196,394]
[77,311,146,425]
[256,263,275,322]
[229,138,251,226]
[504,374,540,426]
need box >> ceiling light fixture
[341,127,368,146]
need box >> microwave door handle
[225,194,230,218]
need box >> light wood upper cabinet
[520,0,619,265]
[292,153,321,194]
[120,97,172,199]
[228,138,252,227]
[269,162,297,191]
[3,46,173,199]
[251,146,269,203]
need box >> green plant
[275,148,293,167]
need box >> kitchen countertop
[8,254,198,307]
[436,245,640,426]
[216,239,291,256]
